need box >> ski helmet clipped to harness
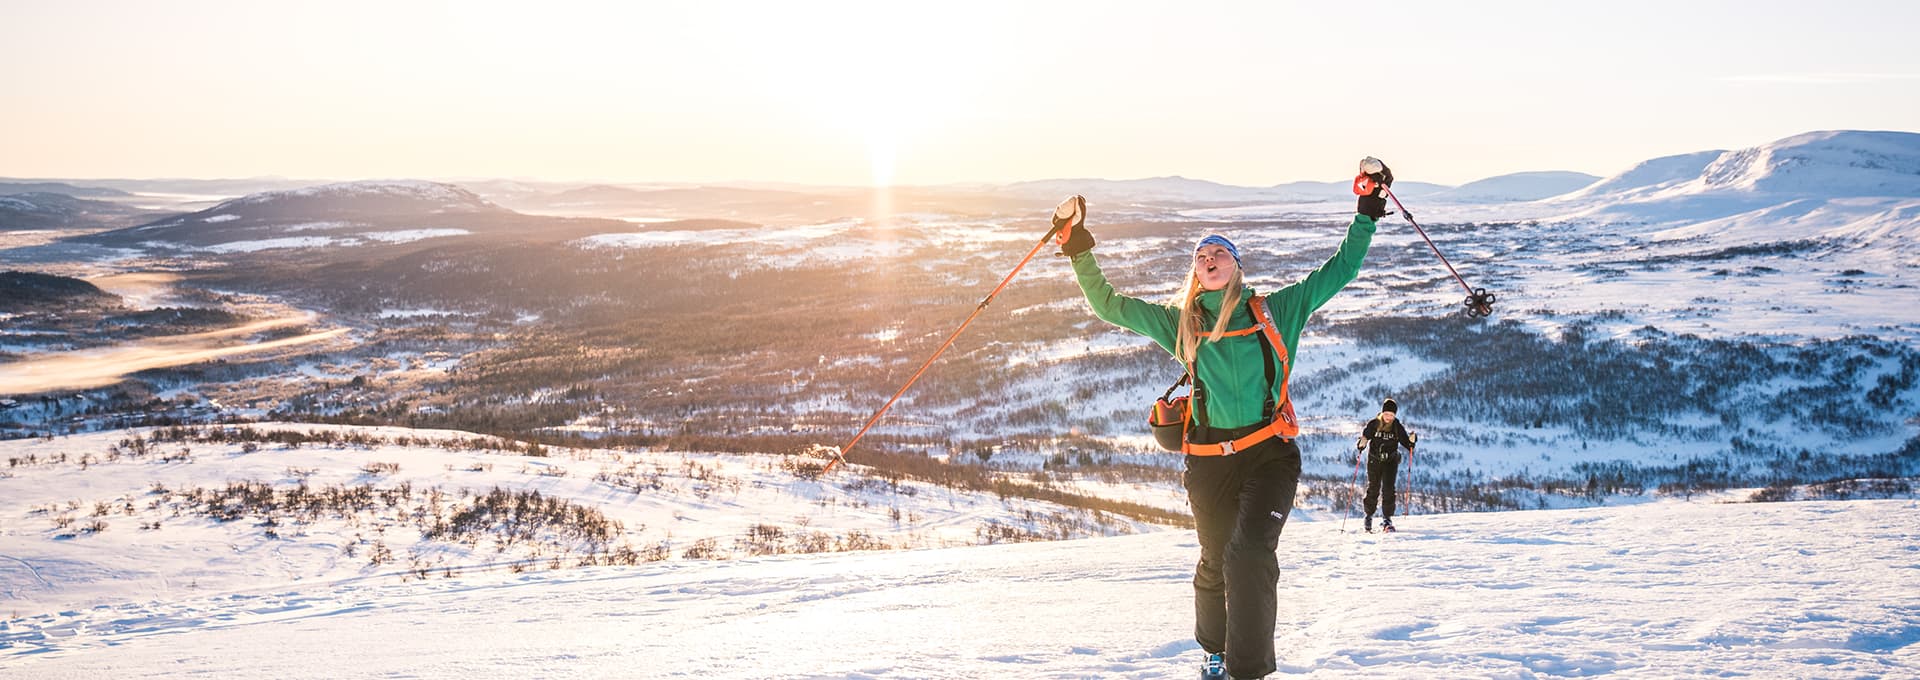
[1382,398,1397,414]
[1149,375,1191,451]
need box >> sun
[745,5,1015,188]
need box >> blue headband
[1195,234,1241,263]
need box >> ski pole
[1404,445,1413,516]
[1342,445,1363,532]
[822,196,1081,474]
[1352,164,1496,318]
[1406,431,1420,516]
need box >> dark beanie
[1382,398,1398,414]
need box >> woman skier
[1054,159,1393,680]
[1358,397,1416,532]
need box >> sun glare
[867,127,898,187]
[747,5,1005,188]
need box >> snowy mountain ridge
[1003,175,1457,204]
[1389,129,1919,272]
[1695,130,1920,196]
[133,180,504,235]
[1551,150,1727,203]
[0,192,159,231]
[1549,130,1920,209]
[223,179,502,212]
[1430,170,1601,202]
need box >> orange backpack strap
[1247,295,1296,438]
[1181,294,1301,455]
[1248,294,1289,365]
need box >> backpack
[1146,294,1297,455]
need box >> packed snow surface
[0,427,1913,678]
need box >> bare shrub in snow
[681,537,723,560]
[362,461,401,475]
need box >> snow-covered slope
[0,425,1174,618]
[1557,131,1920,226]
[1553,150,1726,202]
[3,481,1912,678]
[1697,130,1920,196]
[1430,171,1600,202]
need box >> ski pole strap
[1158,373,1190,402]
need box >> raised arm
[1056,196,1179,352]
[1264,158,1393,338]
[1070,252,1179,352]
[1265,215,1377,337]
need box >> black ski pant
[1185,436,1300,680]
[1363,453,1400,519]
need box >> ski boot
[1200,652,1226,679]
[1363,515,1373,533]
[1381,518,1395,533]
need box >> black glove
[1356,158,1394,220]
[1054,195,1094,257]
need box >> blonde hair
[1173,264,1243,366]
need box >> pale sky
[3,0,1918,187]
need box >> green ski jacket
[1071,215,1377,430]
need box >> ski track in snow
[3,500,1916,678]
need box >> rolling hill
[76,180,630,251]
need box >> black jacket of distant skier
[1361,417,1414,462]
